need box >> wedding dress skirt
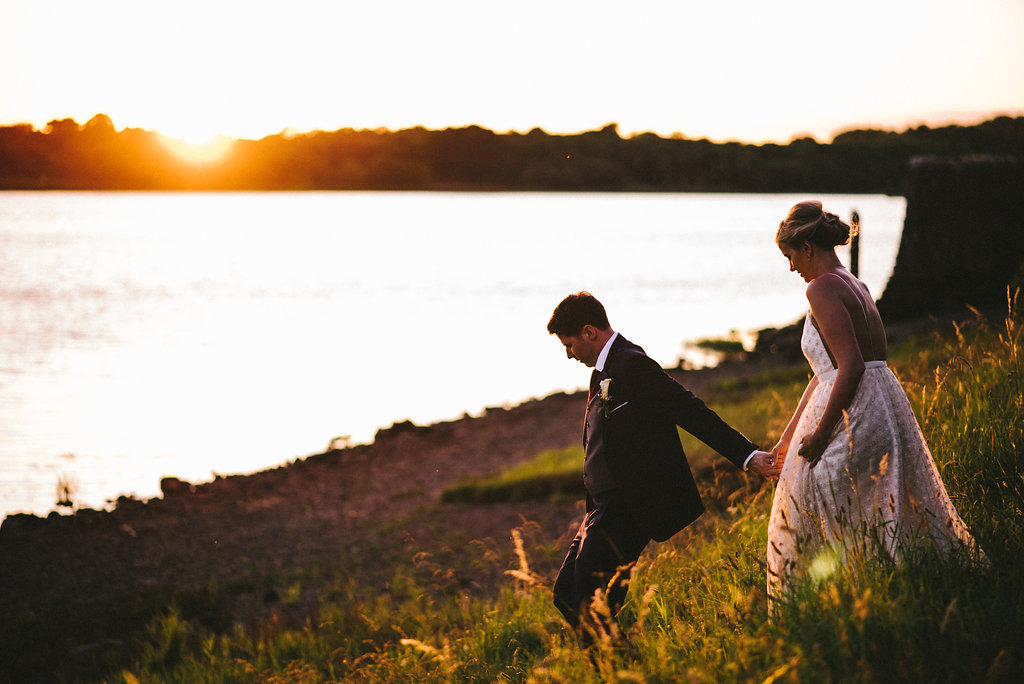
[766,315,982,598]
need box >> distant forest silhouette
[1,113,1022,193]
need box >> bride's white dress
[766,314,982,597]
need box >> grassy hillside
[105,294,1022,682]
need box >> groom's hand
[746,450,782,480]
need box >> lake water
[0,191,905,517]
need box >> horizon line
[2,109,1023,147]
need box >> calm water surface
[0,192,905,516]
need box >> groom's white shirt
[600,331,756,469]
[594,332,618,372]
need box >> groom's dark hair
[547,291,611,337]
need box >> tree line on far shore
[1,114,1022,193]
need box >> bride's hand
[798,432,827,466]
[771,441,789,467]
[746,450,783,480]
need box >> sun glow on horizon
[157,133,235,165]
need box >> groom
[547,292,777,634]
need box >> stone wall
[876,155,1024,321]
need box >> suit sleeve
[619,353,756,469]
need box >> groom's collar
[595,332,618,373]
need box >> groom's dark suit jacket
[584,334,756,542]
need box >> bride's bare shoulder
[804,273,847,302]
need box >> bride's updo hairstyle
[776,200,856,248]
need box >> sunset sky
[1,0,1022,145]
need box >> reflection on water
[0,191,905,516]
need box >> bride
[766,200,982,599]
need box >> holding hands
[747,449,783,479]
[757,430,825,475]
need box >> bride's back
[828,270,888,363]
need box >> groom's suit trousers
[552,488,651,627]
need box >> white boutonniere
[599,378,612,417]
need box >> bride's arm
[774,375,818,459]
[800,279,865,464]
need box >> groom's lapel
[584,368,604,443]
[588,369,601,403]
[584,335,631,439]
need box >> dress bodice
[800,313,835,379]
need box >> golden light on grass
[808,546,841,583]
[157,132,234,164]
